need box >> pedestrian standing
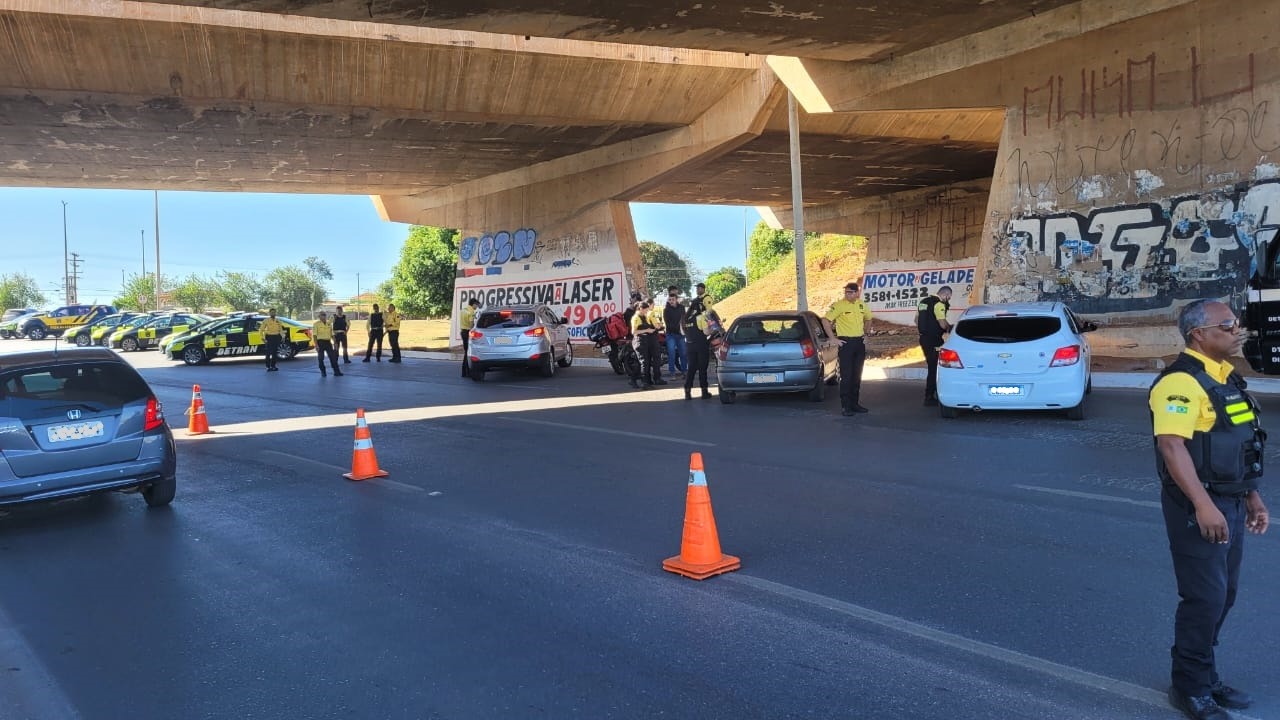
[631,300,666,387]
[363,303,384,362]
[460,297,480,377]
[1150,299,1268,720]
[312,311,342,376]
[261,308,284,372]
[683,308,712,400]
[386,303,402,362]
[824,282,873,415]
[332,305,351,364]
[664,286,687,377]
[916,285,953,406]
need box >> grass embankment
[344,319,453,354]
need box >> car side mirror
[1082,321,1098,332]
[561,316,569,325]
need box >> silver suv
[0,348,177,507]
[468,304,574,381]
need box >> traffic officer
[385,303,402,363]
[1150,299,1269,720]
[917,285,953,406]
[824,282,874,415]
[261,308,284,372]
[683,305,712,400]
[312,311,342,377]
[631,300,666,387]
[460,297,480,377]
[363,303,384,362]
[622,293,646,389]
[332,305,351,364]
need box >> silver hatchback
[717,311,840,404]
[0,348,177,508]
[468,305,574,381]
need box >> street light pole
[61,200,70,305]
[141,229,146,280]
[153,190,161,310]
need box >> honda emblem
[66,409,82,421]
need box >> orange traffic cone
[186,384,212,435]
[662,452,740,580]
[343,408,389,481]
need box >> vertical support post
[154,190,161,310]
[788,91,807,311]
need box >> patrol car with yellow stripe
[63,311,148,347]
[164,313,313,366]
[111,312,210,352]
[19,304,116,341]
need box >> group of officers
[621,282,718,398]
[281,303,405,377]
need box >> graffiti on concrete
[988,179,1280,312]
[459,228,538,266]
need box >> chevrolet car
[112,312,209,352]
[164,314,313,366]
[158,317,223,356]
[0,310,41,339]
[19,304,117,341]
[63,312,147,347]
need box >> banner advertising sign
[860,260,978,324]
[455,270,627,343]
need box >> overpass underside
[0,0,1274,353]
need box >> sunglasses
[844,288,859,294]
[1193,319,1241,333]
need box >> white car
[467,304,574,381]
[936,302,1095,420]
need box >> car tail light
[1050,344,1081,367]
[470,330,483,339]
[938,348,964,368]
[717,338,731,361]
[144,396,165,431]
[470,356,480,363]
[799,338,816,358]
[524,326,545,337]
[529,353,540,361]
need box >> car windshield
[477,311,536,329]
[955,316,1062,343]
[0,361,151,419]
[122,315,154,329]
[729,318,808,343]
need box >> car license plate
[988,385,1024,396]
[495,336,514,345]
[748,373,780,384]
[47,420,105,443]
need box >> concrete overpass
[1,0,1273,351]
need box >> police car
[19,304,116,341]
[111,312,209,352]
[63,312,148,347]
[164,314,313,366]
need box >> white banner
[861,260,977,324]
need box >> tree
[303,256,334,283]
[638,240,691,296]
[0,272,45,309]
[703,266,746,302]
[389,225,459,317]
[263,265,326,317]
[114,273,157,311]
[746,222,817,283]
[171,274,217,313]
[214,271,264,312]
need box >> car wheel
[541,349,556,377]
[470,366,486,382]
[557,341,573,367]
[0,330,9,339]
[276,343,296,360]
[121,337,139,352]
[806,380,825,402]
[182,346,206,366]
[939,404,959,419]
[74,333,91,347]
[143,477,176,507]
[99,336,112,347]
[1065,403,1085,421]
[26,323,46,341]
[719,389,736,404]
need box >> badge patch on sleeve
[1167,394,1191,404]
[1165,404,1189,414]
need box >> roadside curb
[396,350,1280,395]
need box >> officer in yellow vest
[260,308,285,372]
[460,297,481,377]
[631,300,666,387]
[385,303,402,363]
[312,311,342,377]
[824,282,874,415]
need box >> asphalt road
[1,346,1278,720]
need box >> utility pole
[356,272,361,319]
[153,190,161,310]
[69,253,83,304]
[61,200,70,305]
[141,229,146,279]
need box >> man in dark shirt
[663,285,687,377]
[363,303,384,362]
[332,305,351,364]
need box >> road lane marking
[1014,484,1161,509]
[263,451,424,492]
[728,574,1262,720]
[0,602,82,720]
[496,416,714,447]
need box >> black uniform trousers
[460,331,471,377]
[366,329,383,360]
[264,335,282,369]
[334,331,349,362]
[921,336,943,399]
[316,339,339,373]
[388,330,401,361]
[837,336,866,410]
[636,333,662,385]
[1161,485,1246,697]
[684,340,710,392]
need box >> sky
[0,188,761,307]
